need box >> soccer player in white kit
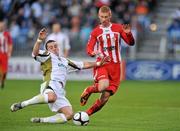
[10,28,109,124]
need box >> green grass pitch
[0,80,180,131]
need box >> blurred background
[1,1,179,130]
[1,0,180,80]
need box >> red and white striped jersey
[0,31,13,54]
[86,23,134,63]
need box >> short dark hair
[45,40,56,50]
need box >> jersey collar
[100,23,112,29]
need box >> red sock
[86,83,99,94]
[86,99,104,116]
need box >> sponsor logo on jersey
[103,46,115,51]
[58,63,67,69]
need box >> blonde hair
[99,5,111,13]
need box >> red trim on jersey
[86,23,135,63]
[98,35,106,57]
[106,33,113,60]
[0,31,13,54]
[115,33,120,63]
[86,25,102,56]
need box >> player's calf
[80,88,91,106]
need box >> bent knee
[48,93,57,103]
[58,106,73,120]
[98,80,109,92]
[65,111,74,120]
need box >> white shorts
[40,80,72,112]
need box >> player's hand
[96,56,111,66]
[91,51,103,58]
[37,28,47,42]
[122,24,131,33]
[89,51,97,57]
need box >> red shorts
[93,62,121,95]
[0,53,8,73]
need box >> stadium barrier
[126,60,180,80]
[7,57,93,80]
[7,57,126,81]
[8,58,180,81]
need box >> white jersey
[47,32,70,57]
[32,50,83,87]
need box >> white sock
[21,94,48,107]
[40,113,67,123]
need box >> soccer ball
[73,111,89,126]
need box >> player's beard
[101,20,110,27]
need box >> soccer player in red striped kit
[0,20,13,89]
[80,6,135,116]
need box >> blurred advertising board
[7,57,93,80]
[8,57,126,80]
[10,57,179,81]
[126,61,180,80]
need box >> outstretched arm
[82,56,110,69]
[32,28,47,56]
[68,56,110,70]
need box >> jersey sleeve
[119,24,135,46]
[32,50,50,63]
[86,31,97,57]
[5,31,13,45]
[67,59,84,70]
